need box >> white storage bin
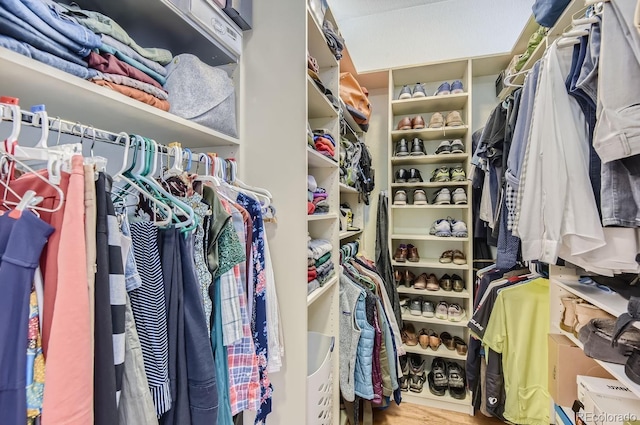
[307,332,335,425]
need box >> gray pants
[596,0,640,227]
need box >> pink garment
[41,155,93,424]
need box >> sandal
[454,336,468,356]
[441,332,455,350]
[418,329,430,350]
[439,250,454,263]
[428,329,441,351]
[403,323,419,346]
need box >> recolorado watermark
[577,411,638,423]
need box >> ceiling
[326,0,534,73]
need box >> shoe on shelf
[419,329,430,350]
[430,218,452,237]
[454,336,468,356]
[403,323,419,346]
[428,358,448,396]
[441,332,455,350]
[448,303,466,322]
[431,166,451,183]
[449,218,468,238]
[445,111,464,127]
[410,138,426,156]
[395,168,409,183]
[433,188,452,205]
[426,273,440,291]
[451,80,464,94]
[560,297,583,333]
[394,269,402,286]
[397,117,413,130]
[395,138,410,156]
[393,190,408,205]
[413,189,428,205]
[413,273,427,290]
[410,298,423,316]
[408,168,424,183]
[452,188,468,204]
[435,140,452,155]
[412,83,427,98]
[435,301,449,320]
[435,82,451,96]
[403,270,416,288]
[399,297,411,315]
[394,244,408,262]
[429,112,444,128]
[452,249,467,265]
[399,85,413,100]
[399,356,410,391]
[409,355,427,393]
[574,303,614,335]
[448,362,467,399]
[450,139,465,153]
[450,166,466,182]
[428,329,441,350]
[408,244,420,262]
[412,115,426,129]
[452,274,465,292]
[439,250,454,264]
[440,274,453,291]
[422,301,435,318]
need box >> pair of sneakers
[428,358,467,399]
[407,297,436,318]
[435,301,466,322]
[429,217,468,238]
[435,80,464,96]
[433,188,467,205]
[435,139,465,155]
[430,166,466,183]
[428,111,464,128]
[394,189,427,205]
[398,83,427,100]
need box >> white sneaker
[449,218,468,238]
[452,188,467,205]
[433,188,451,205]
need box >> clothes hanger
[503,69,529,88]
[222,158,271,208]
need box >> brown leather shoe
[397,117,412,131]
[454,336,468,356]
[403,270,416,288]
[414,273,427,290]
[419,329,430,350]
[407,244,420,262]
[412,115,425,129]
[394,269,402,286]
[441,332,455,350]
[428,329,441,351]
[394,245,408,262]
[426,274,440,291]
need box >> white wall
[472,75,500,133]
[329,0,533,72]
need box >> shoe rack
[387,59,474,414]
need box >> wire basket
[307,332,335,425]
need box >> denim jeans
[0,34,97,80]
[6,0,100,55]
[0,8,86,66]
[597,0,640,226]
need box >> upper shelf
[0,47,239,148]
[307,8,339,70]
[307,147,338,168]
[391,126,469,142]
[339,183,359,194]
[308,76,338,119]
[391,93,468,116]
[72,0,241,66]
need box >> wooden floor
[372,402,504,425]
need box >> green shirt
[483,278,550,425]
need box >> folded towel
[308,267,317,282]
[308,279,320,295]
[308,239,332,260]
[318,269,335,285]
[315,252,332,267]
[317,260,334,277]
[307,201,315,215]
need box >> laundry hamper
[307,332,335,425]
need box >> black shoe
[448,362,466,400]
[395,168,408,183]
[407,168,423,183]
[428,357,448,396]
[395,138,410,157]
[410,138,425,156]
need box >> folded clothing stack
[308,175,330,215]
[308,238,334,294]
[0,0,173,111]
[313,131,336,159]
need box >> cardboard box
[548,334,613,407]
[577,376,640,425]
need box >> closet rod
[0,104,213,161]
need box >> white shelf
[339,183,358,194]
[402,313,468,328]
[307,147,338,168]
[401,388,471,408]
[397,286,470,299]
[391,153,469,165]
[340,230,362,240]
[559,329,640,400]
[0,47,239,148]
[391,181,470,188]
[308,212,338,221]
[391,93,469,116]
[392,204,469,209]
[392,259,469,270]
[307,8,339,69]
[307,275,338,306]
[403,343,467,361]
[391,234,470,242]
[391,126,468,142]
[553,277,633,323]
[308,75,338,119]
